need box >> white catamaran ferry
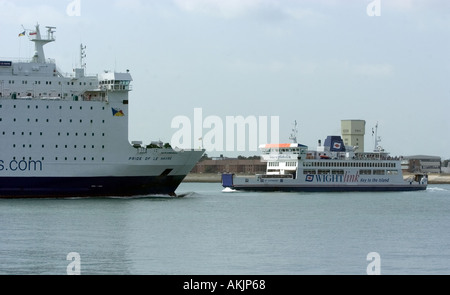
[222,129,428,192]
[0,25,204,198]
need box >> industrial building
[341,120,366,152]
[401,155,442,174]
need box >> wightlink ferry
[0,25,204,198]
[222,134,428,192]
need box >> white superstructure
[0,25,204,198]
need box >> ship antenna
[289,120,298,143]
[372,122,383,152]
[80,44,87,69]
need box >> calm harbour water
[0,182,449,275]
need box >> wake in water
[427,186,450,193]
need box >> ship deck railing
[0,57,56,64]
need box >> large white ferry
[222,127,428,192]
[0,25,204,198]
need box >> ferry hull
[228,184,427,193]
[0,175,187,198]
[222,174,428,193]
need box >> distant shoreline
[183,173,450,184]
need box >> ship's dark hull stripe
[230,185,427,192]
[0,176,186,198]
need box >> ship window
[373,170,385,175]
[304,169,316,175]
[318,170,330,175]
[332,170,344,175]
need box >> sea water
[0,183,449,275]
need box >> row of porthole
[1,131,106,137]
[11,144,105,149]
[10,157,105,162]
[0,104,105,110]
[0,118,106,123]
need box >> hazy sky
[1,0,449,158]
